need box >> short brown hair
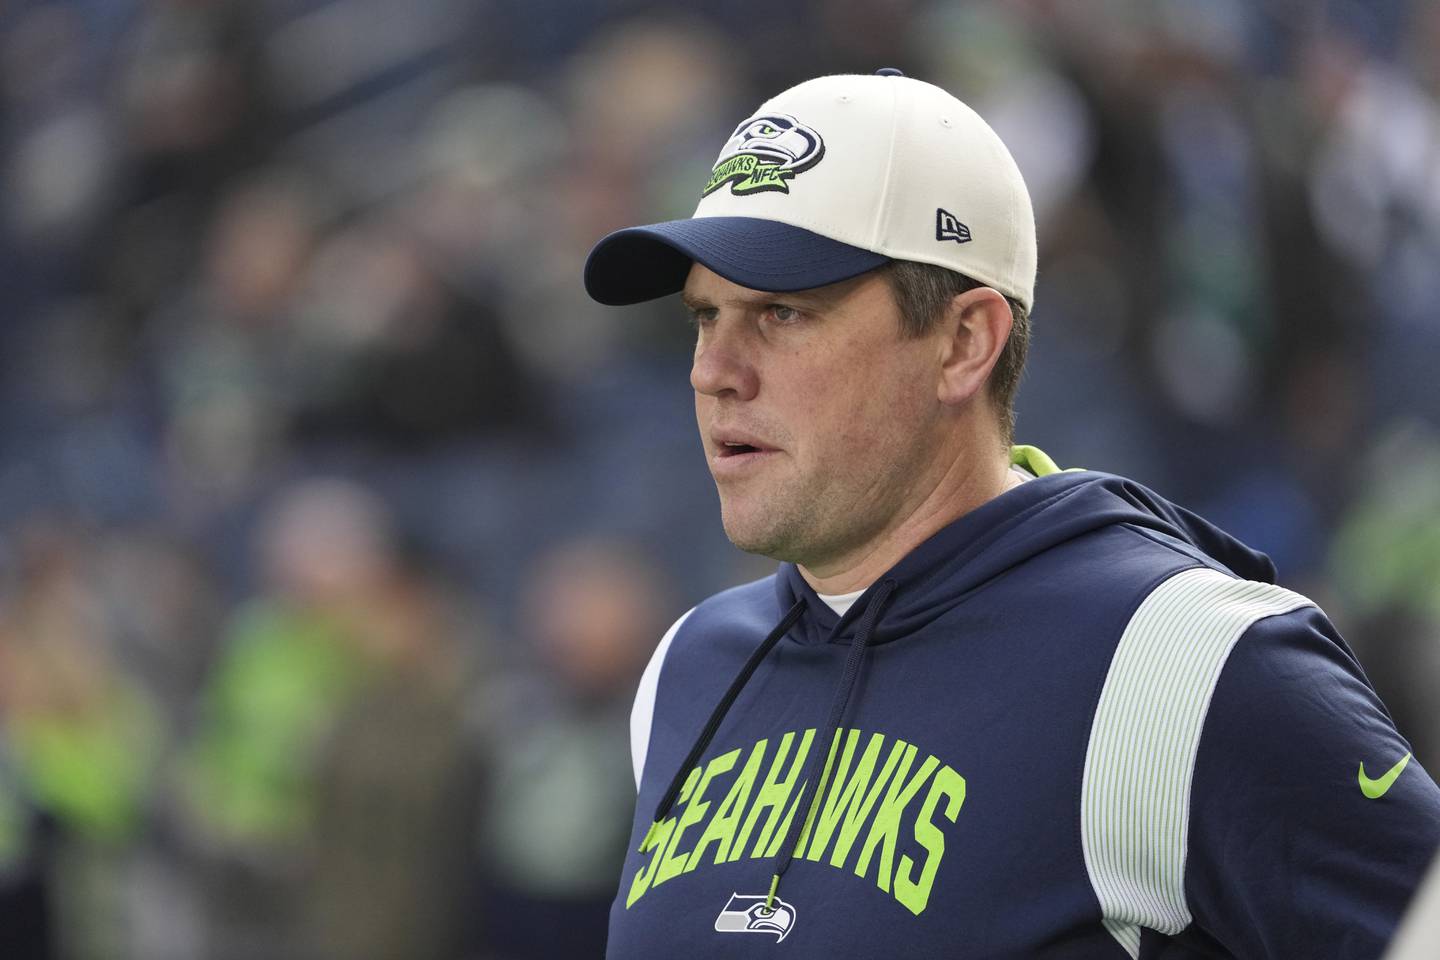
[877,260,1030,446]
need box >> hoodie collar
[774,468,1276,647]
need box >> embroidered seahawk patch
[703,113,825,197]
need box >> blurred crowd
[0,0,1438,957]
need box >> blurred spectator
[0,522,166,960]
[0,764,52,960]
[116,0,276,208]
[148,169,319,512]
[1330,423,1440,769]
[283,213,543,448]
[477,538,671,959]
[177,479,479,960]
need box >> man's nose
[690,323,759,400]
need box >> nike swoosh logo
[1358,752,1412,799]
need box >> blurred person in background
[476,538,670,960]
[280,211,543,450]
[146,170,320,514]
[176,478,479,960]
[0,766,52,960]
[1330,424,1440,777]
[0,522,167,960]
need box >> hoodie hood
[776,470,1277,647]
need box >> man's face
[685,263,948,570]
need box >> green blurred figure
[1330,423,1440,771]
[0,524,167,960]
[178,479,479,960]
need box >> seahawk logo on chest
[703,114,826,197]
[714,892,798,942]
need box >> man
[583,70,1440,958]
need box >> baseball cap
[583,69,1037,311]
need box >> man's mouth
[710,432,780,475]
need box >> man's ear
[937,286,1013,407]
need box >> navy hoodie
[611,467,1440,958]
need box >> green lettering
[854,744,936,892]
[703,155,758,194]
[800,728,866,861]
[731,162,794,195]
[894,763,965,916]
[792,728,846,858]
[734,729,813,860]
[687,739,766,870]
[761,778,809,857]
[752,165,785,185]
[814,733,903,868]
[653,748,739,887]
[625,766,699,907]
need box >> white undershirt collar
[815,587,866,617]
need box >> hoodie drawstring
[765,577,895,910]
[638,578,897,916]
[642,596,808,848]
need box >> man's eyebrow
[681,288,831,311]
[781,288,835,309]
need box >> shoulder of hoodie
[963,472,1349,702]
[1049,476,1369,763]
[635,573,782,705]
[656,573,782,666]
[1047,497,1327,647]
[629,574,780,787]
[1014,471,1276,599]
[634,571,809,723]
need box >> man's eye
[767,304,800,324]
[686,308,716,329]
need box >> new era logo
[936,208,972,244]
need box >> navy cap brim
[583,216,890,306]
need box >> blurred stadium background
[0,0,1438,957]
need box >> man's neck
[798,448,1019,595]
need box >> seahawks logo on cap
[703,114,825,197]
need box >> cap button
[875,67,904,77]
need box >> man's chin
[719,510,804,563]
[719,505,773,554]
